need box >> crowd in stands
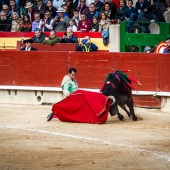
[20,28,98,51]
[0,0,169,47]
[0,0,169,32]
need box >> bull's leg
[126,99,138,121]
[109,105,124,121]
[119,105,132,118]
[109,105,116,116]
[116,106,124,121]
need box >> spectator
[20,13,32,32]
[31,12,41,32]
[15,0,21,9]
[151,0,166,22]
[61,67,78,97]
[86,3,99,22]
[61,4,69,17]
[163,37,170,53]
[9,0,20,17]
[30,28,46,43]
[24,2,39,22]
[127,16,151,33]
[100,0,117,18]
[72,0,80,9]
[11,12,23,32]
[39,10,53,32]
[42,30,60,44]
[86,0,96,7]
[148,46,155,53]
[99,11,110,46]
[76,0,89,19]
[90,16,99,32]
[144,46,155,53]
[76,36,98,51]
[126,45,139,52]
[67,18,77,32]
[52,7,70,32]
[102,2,115,20]
[124,0,138,31]
[77,13,91,32]
[34,0,46,19]
[45,0,57,18]
[112,0,120,9]
[20,39,38,51]
[135,0,151,19]
[164,0,170,22]
[60,28,78,43]
[94,0,104,12]
[72,9,79,26]
[0,10,11,31]
[55,4,69,18]
[65,0,75,18]
[53,0,64,10]
[156,0,167,14]
[115,0,127,24]
[2,4,11,21]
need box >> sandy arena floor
[0,103,170,170]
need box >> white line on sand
[1,125,170,162]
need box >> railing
[17,41,78,51]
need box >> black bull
[101,71,138,121]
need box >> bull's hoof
[118,114,124,121]
[110,113,116,116]
[132,115,138,121]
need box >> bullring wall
[1,51,170,108]
[0,51,170,91]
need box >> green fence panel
[120,22,170,52]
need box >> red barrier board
[0,51,170,92]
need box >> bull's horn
[108,96,115,105]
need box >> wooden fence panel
[0,51,170,92]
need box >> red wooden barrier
[0,51,170,92]
[0,51,170,108]
[69,52,162,91]
[0,51,68,86]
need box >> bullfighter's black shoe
[47,112,54,121]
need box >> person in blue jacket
[135,0,151,19]
[86,3,100,22]
[124,0,138,30]
[60,28,78,43]
[76,36,98,52]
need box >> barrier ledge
[0,86,170,96]
[0,86,99,93]
[132,91,170,97]
[0,85,62,92]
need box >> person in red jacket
[77,13,91,32]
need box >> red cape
[52,90,112,124]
